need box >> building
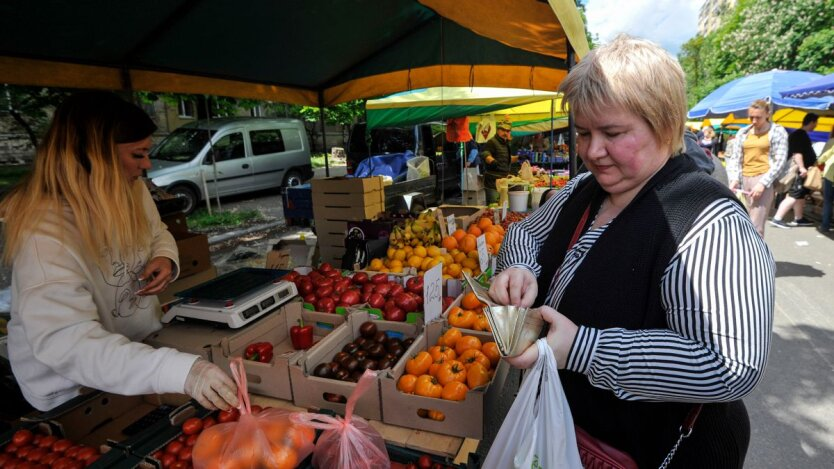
[698,0,737,36]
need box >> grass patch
[0,165,32,191]
[311,153,346,168]
[186,208,265,230]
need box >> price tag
[502,201,508,220]
[446,214,457,235]
[423,263,443,323]
[477,234,489,273]
[493,209,499,225]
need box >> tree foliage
[1,85,72,148]
[679,0,834,108]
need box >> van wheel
[169,185,198,215]
[283,170,303,189]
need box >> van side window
[280,129,303,151]
[211,132,245,162]
[250,129,285,155]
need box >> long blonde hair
[1,92,157,267]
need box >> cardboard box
[380,321,509,439]
[462,190,486,206]
[175,232,211,278]
[312,177,385,221]
[290,310,421,420]
[157,265,217,306]
[210,300,343,401]
[266,233,318,269]
[436,205,487,237]
[161,212,189,236]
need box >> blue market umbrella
[688,70,834,119]
[780,72,834,99]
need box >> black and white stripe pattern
[498,174,774,402]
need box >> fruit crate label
[423,263,443,323]
[446,214,457,235]
[502,201,508,220]
[477,235,489,273]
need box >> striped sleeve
[565,199,774,402]
[496,173,590,276]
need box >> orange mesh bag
[193,357,315,469]
[291,369,390,469]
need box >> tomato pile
[446,292,490,332]
[390,452,457,469]
[284,266,423,321]
[149,414,221,469]
[396,327,499,402]
[0,428,101,468]
[313,321,414,385]
[482,209,529,232]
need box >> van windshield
[151,128,215,162]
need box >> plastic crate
[283,184,314,220]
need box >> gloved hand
[184,359,239,411]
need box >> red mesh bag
[193,357,315,469]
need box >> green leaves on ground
[186,209,264,230]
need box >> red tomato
[185,434,199,447]
[176,435,187,444]
[15,445,33,459]
[201,416,217,430]
[169,461,188,469]
[51,439,73,454]
[151,450,164,460]
[216,408,239,423]
[11,430,34,447]
[249,405,263,414]
[165,440,184,455]
[64,446,81,459]
[36,435,56,449]
[159,452,176,468]
[181,417,203,435]
[51,457,76,469]
[0,453,9,465]
[177,445,192,461]
[25,447,46,462]
[417,454,433,469]
[39,452,59,465]
[74,446,97,463]
[5,444,18,454]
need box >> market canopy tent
[781,72,834,99]
[366,87,562,129]
[467,99,569,136]
[0,0,589,107]
[688,70,834,119]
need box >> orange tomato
[459,349,491,371]
[481,341,501,367]
[428,358,447,377]
[477,217,493,230]
[460,292,482,310]
[452,228,467,241]
[397,373,419,394]
[467,225,482,236]
[428,345,457,362]
[267,444,298,469]
[472,314,490,332]
[441,236,458,251]
[436,361,467,385]
[438,327,462,348]
[428,410,446,421]
[414,375,443,398]
[455,335,482,356]
[405,351,433,376]
[441,381,469,401]
[446,305,463,318]
[459,234,477,253]
[466,362,491,389]
[448,309,476,329]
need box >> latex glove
[184,359,239,411]
[505,305,578,370]
[489,266,537,308]
[136,256,174,296]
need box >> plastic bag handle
[290,369,378,430]
[229,357,252,415]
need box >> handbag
[775,162,798,193]
[803,165,823,191]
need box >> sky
[582,0,706,56]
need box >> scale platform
[161,268,298,328]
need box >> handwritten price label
[477,234,489,273]
[502,201,508,220]
[446,214,457,235]
[423,263,443,323]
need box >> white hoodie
[8,184,198,410]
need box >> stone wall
[0,118,34,164]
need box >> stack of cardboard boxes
[462,168,486,205]
[158,212,215,305]
[312,176,385,266]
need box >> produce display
[0,428,102,468]
[289,319,313,350]
[312,321,414,385]
[243,341,273,363]
[396,327,499,402]
[481,208,529,232]
[447,292,491,332]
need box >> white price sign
[493,209,499,225]
[477,234,489,273]
[423,263,444,323]
[446,214,457,235]
[502,201,508,220]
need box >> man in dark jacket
[481,119,515,203]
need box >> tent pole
[567,43,577,178]
[319,92,329,177]
[549,99,555,188]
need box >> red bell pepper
[244,342,273,363]
[290,319,314,350]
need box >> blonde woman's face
[117,137,153,182]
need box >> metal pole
[549,99,555,187]
[319,92,330,177]
[205,96,222,211]
[567,43,578,178]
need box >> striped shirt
[497,173,774,402]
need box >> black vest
[535,155,747,467]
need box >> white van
[148,118,313,214]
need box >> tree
[1,85,72,148]
[295,100,365,152]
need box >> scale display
[162,268,297,328]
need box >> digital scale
[161,268,298,328]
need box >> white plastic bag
[407,156,431,180]
[483,338,582,469]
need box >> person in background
[0,92,239,412]
[726,99,790,237]
[817,128,834,234]
[481,119,515,203]
[770,113,819,228]
[491,35,772,468]
[698,125,719,156]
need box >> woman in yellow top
[817,128,834,233]
[726,99,790,237]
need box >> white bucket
[508,191,530,212]
[530,187,549,210]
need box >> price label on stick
[477,234,489,273]
[502,201,508,221]
[493,209,499,225]
[423,263,443,323]
[446,214,457,235]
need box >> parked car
[148,118,313,214]
[346,123,460,196]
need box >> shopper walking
[770,113,819,228]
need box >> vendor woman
[481,119,517,203]
[0,91,239,412]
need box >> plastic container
[406,156,430,180]
[508,191,529,212]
